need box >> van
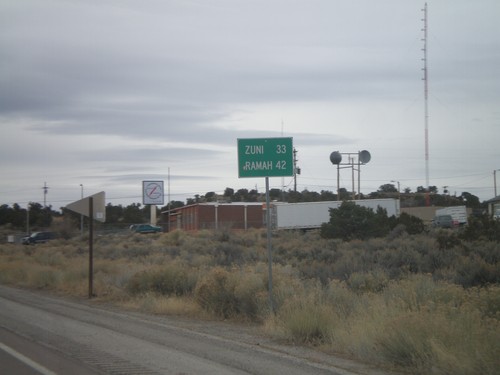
[22,231,55,245]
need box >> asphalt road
[0,285,395,375]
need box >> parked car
[130,224,162,234]
[432,215,454,229]
[22,231,56,245]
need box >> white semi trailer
[435,206,468,226]
[271,199,400,230]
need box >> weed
[1,228,499,374]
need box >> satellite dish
[359,150,371,164]
[330,151,342,165]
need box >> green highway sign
[237,137,294,178]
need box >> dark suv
[22,231,55,245]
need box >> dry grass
[1,229,499,374]
[118,294,204,318]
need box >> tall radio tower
[42,182,49,207]
[422,3,430,206]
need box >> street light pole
[80,184,84,235]
[391,180,401,200]
[494,170,499,197]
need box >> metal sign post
[237,137,294,314]
[88,197,94,299]
[264,177,274,313]
[66,191,105,299]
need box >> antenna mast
[422,3,430,206]
[42,182,49,207]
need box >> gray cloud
[1,0,499,206]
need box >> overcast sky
[1,0,499,209]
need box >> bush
[397,212,425,235]
[347,269,389,294]
[376,312,435,370]
[279,300,334,344]
[454,255,500,288]
[460,215,500,242]
[127,265,195,296]
[435,230,461,250]
[194,267,266,320]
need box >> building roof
[161,201,264,214]
[485,195,500,204]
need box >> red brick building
[161,202,265,231]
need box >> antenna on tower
[422,2,430,206]
[42,182,49,207]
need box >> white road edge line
[0,342,57,375]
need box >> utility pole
[293,148,300,192]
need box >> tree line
[0,183,484,232]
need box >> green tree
[320,201,391,241]
[223,187,234,199]
[0,204,14,226]
[204,191,217,202]
[378,183,398,193]
[161,201,184,211]
[460,192,480,209]
[320,190,336,201]
[397,212,425,234]
[460,214,500,242]
[234,189,249,202]
[269,188,282,201]
[123,203,147,224]
[28,202,52,228]
[106,203,124,223]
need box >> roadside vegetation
[1,210,499,374]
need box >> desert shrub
[421,246,456,274]
[269,264,305,311]
[460,215,500,242]
[387,223,407,240]
[0,262,28,284]
[127,265,196,296]
[454,255,500,288]
[396,212,425,235]
[211,242,244,266]
[119,246,152,258]
[194,267,266,320]
[375,298,500,374]
[33,249,64,266]
[325,279,363,318]
[466,240,500,264]
[382,274,439,312]
[279,299,334,344]
[347,269,389,294]
[375,311,436,371]
[434,230,461,250]
[30,268,59,289]
[298,260,335,285]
